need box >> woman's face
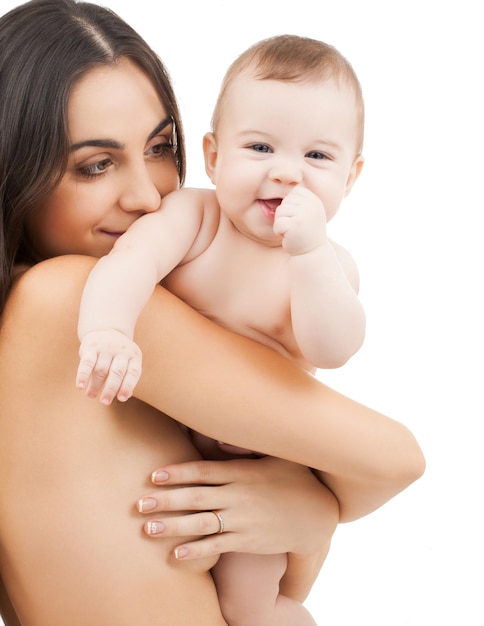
[27,59,179,259]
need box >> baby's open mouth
[260,198,282,218]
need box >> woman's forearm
[134,280,425,520]
[27,256,425,521]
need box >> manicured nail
[174,547,189,559]
[137,497,157,513]
[145,521,165,535]
[151,470,170,483]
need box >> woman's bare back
[0,261,226,626]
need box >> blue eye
[306,151,328,160]
[250,144,271,153]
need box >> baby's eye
[306,151,329,160]
[250,144,272,153]
[78,158,112,179]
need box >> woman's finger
[144,511,249,561]
[137,484,234,514]
[172,534,238,561]
[139,457,339,560]
[151,458,254,486]
[143,510,228,539]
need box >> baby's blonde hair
[211,34,364,155]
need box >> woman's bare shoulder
[6,256,95,320]
[14,255,95,293]
[0,256,97,363]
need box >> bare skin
[73,66,368,626]
[0,59,345,626]
[0,257,345,625]
[0,270,222,625]
[78,75,366,402]
[0,255,424,624]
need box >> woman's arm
[20,256,425,522]
[131,271,425,522]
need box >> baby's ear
[344,155,364,197]
[203,132,218,185]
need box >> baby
[77,35,366,626]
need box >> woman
[0,1,425,624]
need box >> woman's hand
[136,456,339,561]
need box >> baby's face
[204,72,363,243]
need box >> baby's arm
[273,185,365,368]
[77,188,209,404]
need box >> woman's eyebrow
[147,116,173,142]
[70,138,123,152]
[69,117,173,152]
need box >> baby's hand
[273,186,328,255]
[76,329,142,405]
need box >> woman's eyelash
[150,141,176,157]
[75,141,175,180]
[77,159,111,180]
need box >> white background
[2,1,483,624]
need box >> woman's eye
[250,144,271,153]
[307,151,329,160]
[77,158,111,179]
[149,141,175,158]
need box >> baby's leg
[212,552,317,626]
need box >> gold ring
[212,510,225,534]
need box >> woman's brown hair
[0,0,186,313]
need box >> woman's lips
[100,230,126,239]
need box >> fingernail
[137,497,157,513]
[151,470,170,483]
[145,521,165,535]
[174,547,189,559]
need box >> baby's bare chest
[163,228,296,354]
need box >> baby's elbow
[309,343,360,370]
[393,430,426,493]
[323,329,366,370]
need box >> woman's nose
[119,164,161,214]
